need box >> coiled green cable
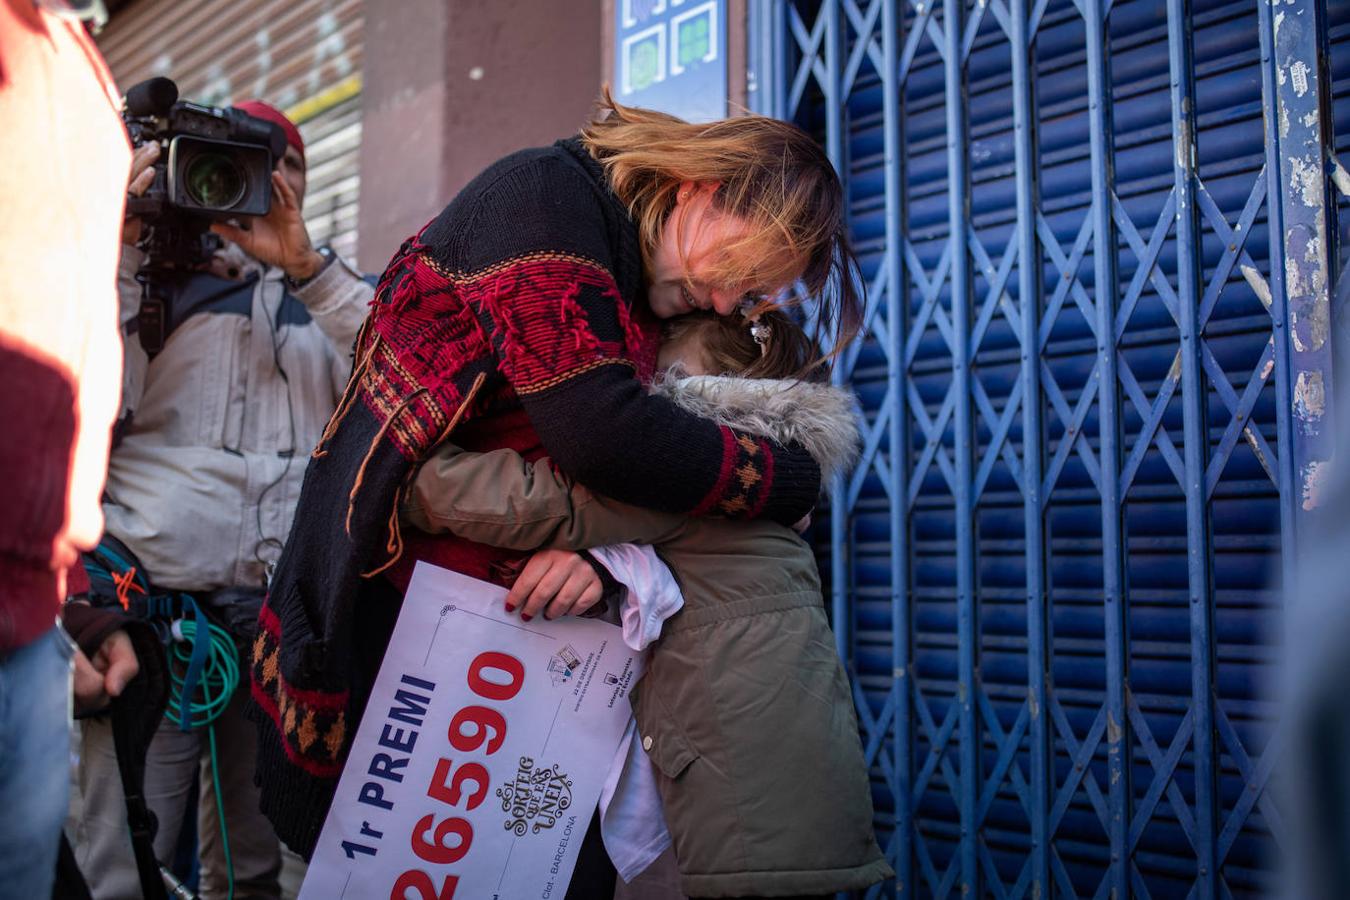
[168,615,239,900]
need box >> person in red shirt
[0,1,142,895]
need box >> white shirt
[590,543,684,883]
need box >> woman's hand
[505,549,604,622]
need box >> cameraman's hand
[122,141,159,246]
[210,170,324,281]
[72,629,139,715]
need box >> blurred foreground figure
[1283,413,1350,900]
[0,0,132,897]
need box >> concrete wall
[356,0,603,273]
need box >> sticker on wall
[622,23,667,95]
[623,0,667,28]
[615,0,725,123]
[671,2,717,75]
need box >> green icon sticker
[629,35,660,90]
[677,15,710,67]
[670,3,717,75]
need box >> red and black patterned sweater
[250,138,822,855]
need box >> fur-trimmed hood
[653,375,861,484]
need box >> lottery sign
[300,562,642,900]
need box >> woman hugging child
[403,308,892,900]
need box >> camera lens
[183,151,246,210]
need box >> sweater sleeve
[60,602,132,660]
[435,153,821,525]
[404,442,687,550]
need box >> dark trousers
[564,810,616,900]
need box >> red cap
[234,99,304,165]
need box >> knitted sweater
[250,137,822,855]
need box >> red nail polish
[505,603,516,614]
[520,613,533,622]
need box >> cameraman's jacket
[104,245,372,592]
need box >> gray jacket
[105,245,371,591]
[406,375,893,897]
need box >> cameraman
[69,100,373,900]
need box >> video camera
[123,77,287,353]
[122,76,286,267]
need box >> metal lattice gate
[749,0,1350,896]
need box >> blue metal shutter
[752,0,1348,896]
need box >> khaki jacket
[405,376,893,897]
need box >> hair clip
[750,318,772,356]
[740,298,771,356]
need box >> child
[403,309,892,899]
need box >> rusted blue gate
[749,0,1350,896]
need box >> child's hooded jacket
[405,374,893,897]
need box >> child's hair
[662,310,827,383]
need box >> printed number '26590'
[391,651,526,900]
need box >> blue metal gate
[749,0,1350,896]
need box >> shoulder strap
[111,703,171,900]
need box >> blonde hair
[580,88,862,357]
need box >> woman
[248,93,863,878]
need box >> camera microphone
[124,77,178,117]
